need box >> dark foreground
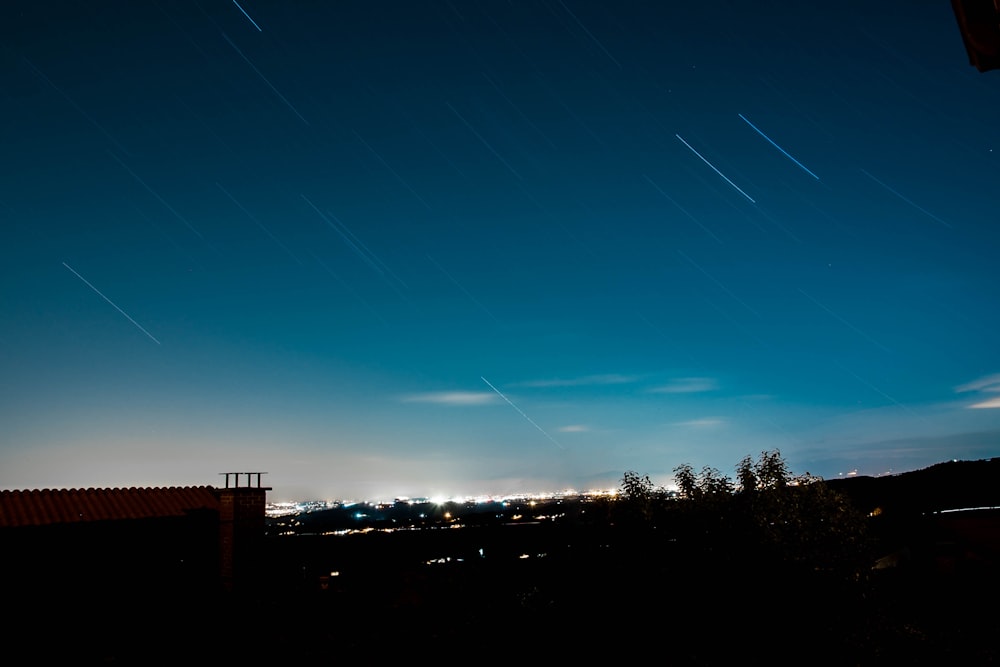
[12,514,998,666]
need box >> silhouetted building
[0,472,271,603]
[953,0,1000,72]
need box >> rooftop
[0,485,221,528]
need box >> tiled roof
[0,486,221,528]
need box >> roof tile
[0,486,221,528]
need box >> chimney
[217,472,271,593]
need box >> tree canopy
[618,449,870,577]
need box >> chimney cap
[219,472,269,489]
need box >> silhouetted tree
[755,448,790,490]
[736,454,757,494]
[640,450,870,578]
[672,463,698,500]
[620,470,655,502]
[731,451,870,578]
[737,449,789,493]
[618,470,666,526]
[697,466,734,498]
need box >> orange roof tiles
[0,486,221,528]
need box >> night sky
[3,1,999,502]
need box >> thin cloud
[956,373,1000,409]
[517,374,638,388]
[558,424,590,433]
[650,377,718,394]
[402,391,497,406]
[956,374,1000,393]
[672,418,725,428]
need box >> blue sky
[3,1,1000,502]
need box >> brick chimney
[217,472,271,593]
